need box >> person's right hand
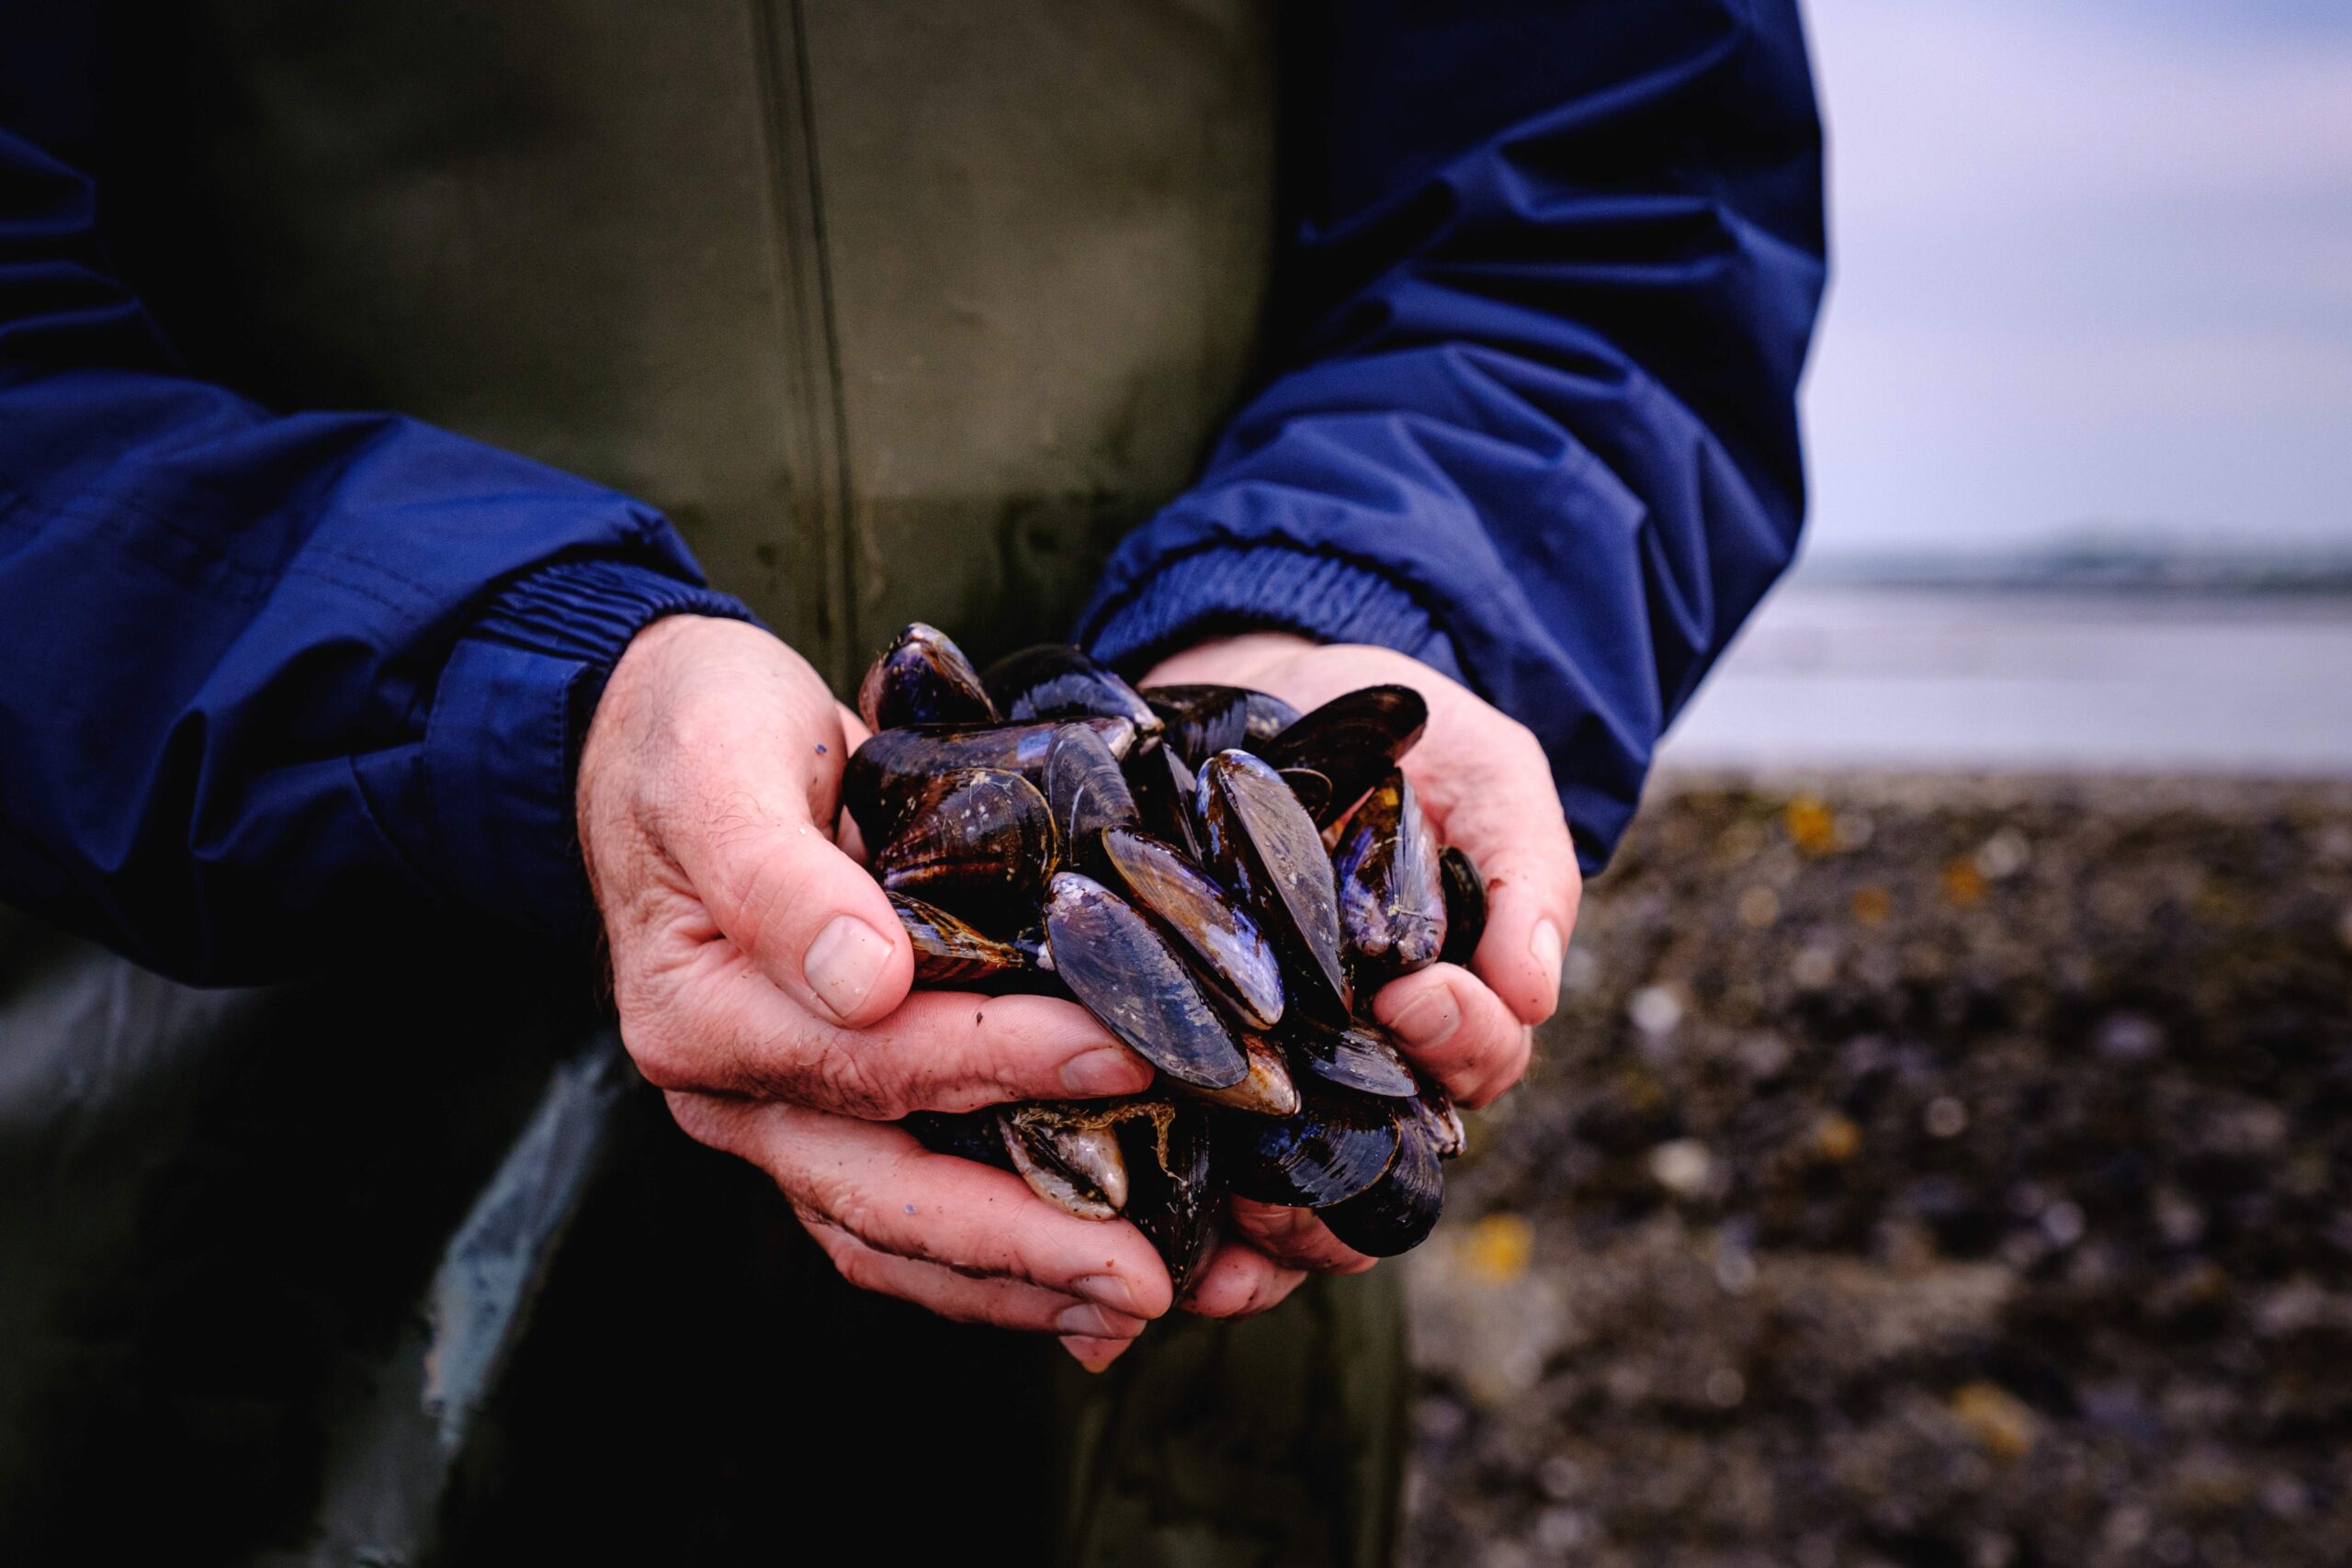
[576,615,1170,1369]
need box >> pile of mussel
[848,624,1487,1292]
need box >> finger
[1225,1197,1379,1276]
[1061,1335,1140,1372]
[1371,962,1535,1109]
[803,1224,1147,1337]
[1419,723,1580,1027]
[628,951,1151,1114]
[673,1097,1175,1319]
[1179,1238,1310,1318]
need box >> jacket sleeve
[0,119,753,984]
[1080,0,1826,867]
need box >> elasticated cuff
[1082,545,1464,682]
[424,558,756,938]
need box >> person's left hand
[1134,632,1581,1321]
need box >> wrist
[1137,630,1319,690]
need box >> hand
[1136,632,1580,1318]
[578,616,1169,1370]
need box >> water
[1661,585,2352,775]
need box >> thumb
[669,689,915,1029]
[718,820,916,1027]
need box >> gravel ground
[1402,774,2352,1568]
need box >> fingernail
[1061,1045,1150,1097]
[1060,1336,1120,1373]
[1531,919,1566,1005]
[1056,1302,1119,1337]
[1383,981,1462,1052]
[803,915,892,1020]
[1070,1272,1139,1315]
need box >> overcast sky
[1798,0,2352,561]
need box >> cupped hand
[1137,632,1581,1317]
[578,615,1168,1368]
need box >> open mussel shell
[1317,1117,1443,1258]
[1003,1103,1128,1220]
[1042,872,1249,1089]
[985,644,1162,742]
[1097,827,1284,1032]
[857,621,997,732]
[1286,1014,1419,1099]
[1114,1102,1218,1292]
[843,717,1135,848]
[903,1108,1017,1172]
[1045,722,1140,858]
[1192,1030,1301,1117]
[1438,845,1487,968]
[873,768,1059,926]
[1194,750,1351,1020]
[1215,1086,1400,1208]
[1259,684,1429,827]
[1333,769,1447,990]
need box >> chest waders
[1,6,1407,1562]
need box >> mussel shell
[890,892,1048,994]
[873,769,1058,926]
[857,621,997,732]
[1332,770,1447,990]
[1097,828,1284,1032]
[1438,845,1488,968]
[1215,1087,1400,1208]
[1045,722,1140,854]
[1141,683,1250,769]
[1124,742,1203,860]
[1279,768,1333,822]
[1286,1014,1419,1099]
[1410,1076,1467,1160]
[1241,691,1303,745]
[1316,1118,1443,1257]
[1115,1103,1218,1292]
[1042,872,1250,1089]
[1004,1104,1128,1219]
[985,644,1162,741]
[1194,750,1351,1020]
[1259,684,1429,827]
[843,717,1134,848]
[902,1108,1017,1171]
[1190,1029,1301,1117]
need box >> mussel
[1042,872,1250,1091]
[1332,769,1446,990]
[1316,1115,1443,1258]
[842,716,1135,849]
[846,622,1477,1296]
[1258,684,1428,827]
[1141,683,1300,770]
[1438,845,1487,967]
[858,622,998,731]
[1194,750,1351,1021]
[1097,827,1285,1032]
[872,768,1058,926]
[890,892,1050,992]
[986,644,1163,743]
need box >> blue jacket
[0,3,1825,985]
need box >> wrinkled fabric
[1084,0,1826,867]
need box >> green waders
[5,3,1414,1561]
